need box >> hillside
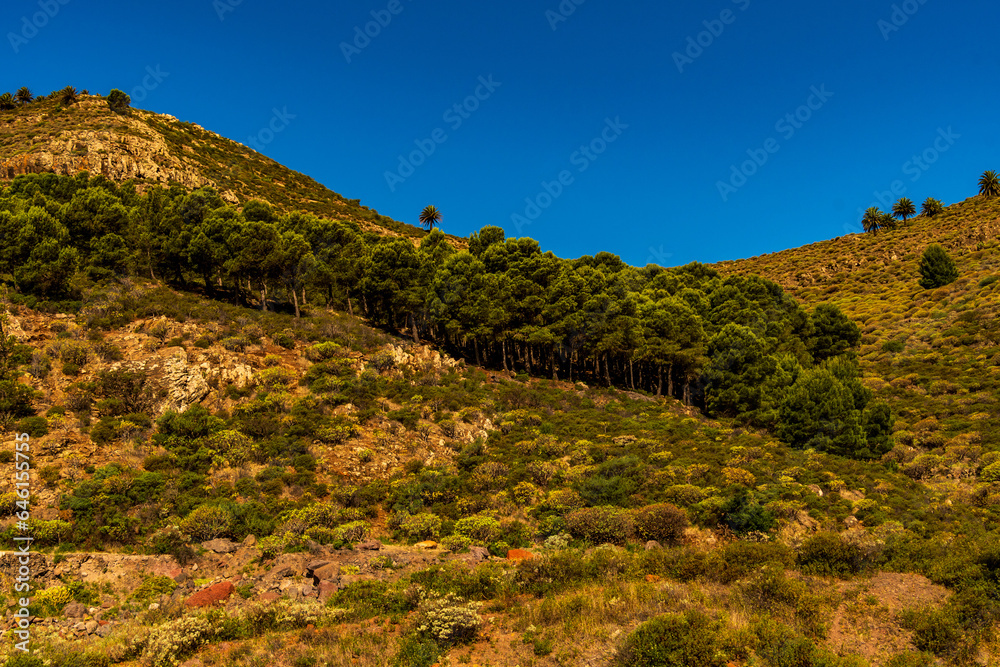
[1,113,1000,666]
[717,196,1000,480]
[0,93,425,239]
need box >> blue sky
[3,0,999,266]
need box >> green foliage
[106,89,130,113]
[808,304,860,362]
[17,415,48,437]
[797,532,864,578]
[180,504,233,540]
[631,503,688,544]
[921,197,944,217]
[614,610,725,667]
[565,506,633,544]
[917,244,959,289]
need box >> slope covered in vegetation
[0,91,422,238]
[0,143,999,665]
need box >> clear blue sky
[3,0,999,266]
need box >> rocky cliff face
[0,99,236,200]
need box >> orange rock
[507,549,534,561]
[185,581,235,608]
[645,574,662,583]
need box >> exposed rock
[469,546,490,562]
[414,541,438,550]
[243,535,257,547]
[357,540,382,551]
[645,541,662,551]
[507,549,534,561]
[63,602,85,619]
[185,581,235,608]
[202,538,239,554]
[317,580,339,602]
[311,563,342,583]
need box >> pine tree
[917,244,959,289]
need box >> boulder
[311,563,341,583]
[415,541,438,550]
[185,581,235,608]
[202,538,239,554]
[317,580,338,602]
[507,549,534,561]
[63,602,85,619]
[357,540,382,551]
[469,546,490,562]
[645,540,662,551]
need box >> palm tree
[892,197,916,224]
[0,93,14,110]
[880,212,899,230]
[58,86,78,106]
[979,170,1000,199]
[921,197,944,217]
[862,207,883,234]
[418,205,442,231]
[15,87,32,106]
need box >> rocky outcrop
[0,100,238,202]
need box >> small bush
[632,503,688,544]
[614,610,725,667]
[565,506,633,545]
[17,415,49,438]
[798,532,864,578]
[398,512,443,541]
[415,592,483,645]
[180,505,233,540]
[273,331,296,349]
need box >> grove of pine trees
[0,173,890,459]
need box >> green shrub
[17,415,48,437]
[454,515,502,545]
[414,592,483,645]
[614,610,725,667]
[565,506,633,544]
[132,575,178,604]
[272,331,296,349]
[398,512,443,541]
[632,503,688,544]
[180,505,233,540]
[797,532,864,578]
[918,245,959,289]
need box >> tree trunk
[260,285,268,312]
[291,286,300,318]
[604,355,612,386]
[657,366,663,397]
[410,313,420,344]
[347,294,354,317]
[474,338,481,366]
[629,359,635,390]
[551,347,558,381]
[502,339,509,372]
[668,363,674,397]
